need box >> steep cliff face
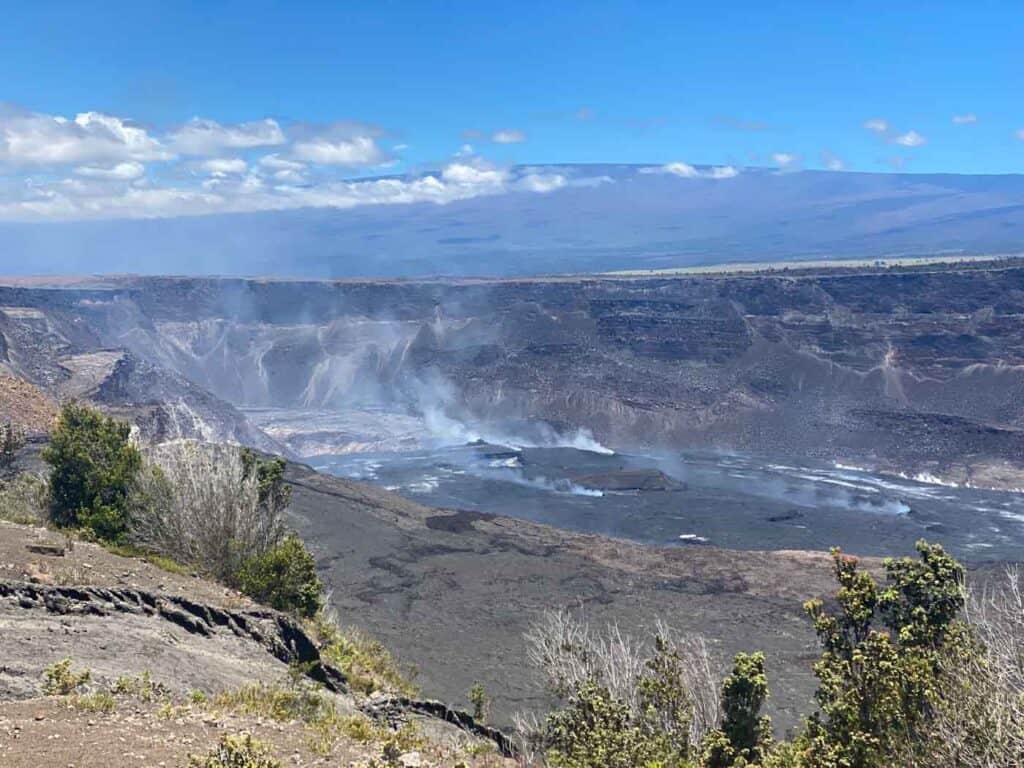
[2,260,1024,483]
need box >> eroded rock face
[2,261,1024,481]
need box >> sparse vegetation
[520,612,718,767]
[70,690,116,714]
[0,471,49,524]
[42,658,91,696]
[42,402,141,542]
[517,540,1014,768]
[188,732,282,768]
[311,608,419,697]
[111,670,170,702]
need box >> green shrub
[796,541,968,767]
[544,680,676,768]
[236,534,323,617]
[42,403,141,542]
[71,690,116,714]
[701,653,772,768]
[42,658,91,695]
[188,732,281,768]
[469,681,490,723]
[240,448,291,511]
[111,670,169,702]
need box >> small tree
[525,612,719,768]
[42,403,141,541]
[469,681,490,722]
[798,541,968,767]
[236,534,323,617]
[701,653,773,768]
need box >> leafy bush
[700,653,772,768]
[518,541,993,768]
[522,613,718,768]
[468,681,490,723]
[42,658,91,695]
[903,565,1024,767]
[795,541,968,767]
[188,732,281,768]
[236,534,323,617]
[42,403,141,542]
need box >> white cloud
[952,113,977,125]
[864,118,889,134]
[74,161,146,181]
[893,130,926,147]
[663,161,700,178]
[258,153,306,172]
[0,159,584,221]
[639,162,739,179]
[772,152,798,168]
[707,165,739,179]
[0,104,602,222]
[169,118,285,155]
[441,162,509,187]
[291,135,385,166]
[491,129,526,144]
[821,151,846,171]
[272,169,306,184]
[200,157,248,176]
[0,108,171,166]
[516,173,567,193]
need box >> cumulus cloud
[0,158,594,222]
[168,118,285,155]
[257,153,306,172]
[292,135,386,166]
[821,151,846,171]
[0,107,171,166]
[707,165,739,179]
[74,161,146,181]
[952,113,977,125]
[491,129,527,144]
[863,118,889,134]
[200,157,248,176]
[772,152,799,169]
[893,130,927,147]
[650,161,699,177]
[516,172,567,192]
[0,105,603,222]
[639,162,739,179]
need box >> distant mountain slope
[3,165,1024,277]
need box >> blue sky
[1,1,1023,221]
